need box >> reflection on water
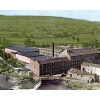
[38,80,70,90]
[0,74,35,90]
[0,74,20,90]
[0,74,70,90]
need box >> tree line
[0,37,100,50]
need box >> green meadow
[0,15,100,46]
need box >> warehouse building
[5,45,48,63]
[5,44,39,55]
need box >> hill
[0,15,100,46]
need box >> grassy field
[0,15,100,46]
[64,77,100,90]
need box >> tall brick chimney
[52,42,54,57]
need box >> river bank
[1,71,100,90]
[64,77,100,90]
[38,80,71,90]
[0,73,37,90]
[0,73,71,90]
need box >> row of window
[40,65,69,75]
[39,53,99,75]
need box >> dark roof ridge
[37,57,69,64]
[69,68,93,75]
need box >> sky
[0,10,100,21]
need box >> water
[0,74,70,90]
[38,80,70,90]
[0,74,36,90]
[0,74,20,90]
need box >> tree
[0,37,1,44]
[24,38,36,47]
[82,39,100,49]
[70,44,74,49]
[76,37,80,42]
[82,42,89,48]
[0,38,12,49]
[24,38,31,46]
[72,36,75,41]
[63,31,69,38]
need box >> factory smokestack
[52,42,54,57]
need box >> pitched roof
[82,62,100,68]
[7,45,39,53]
[68,48,99,56]
[31,56,48,60]
[20,52,40,58]
[19,52,48,60]
[37,57,69,65]
[68,68,92,75]
[8,45,48,61]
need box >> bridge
[40,74,66,81]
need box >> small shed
[68,68,95,83]
[25,63,34,72]
[12,67,30,76]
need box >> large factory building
[5,44,100,81]
[33,48,100,80]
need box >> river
[38,80,71,90]
[0,74,70,90]
[0,74,20,90]
[0,74,36,90]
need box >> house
[81,62,100,82]
[81,62,100,75]
[68,68,95,83]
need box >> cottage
[81,62,100,81]
[81,62,100,75]
[68,68,95,83]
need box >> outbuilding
[68,68,95,83]
[81,62,100,82]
